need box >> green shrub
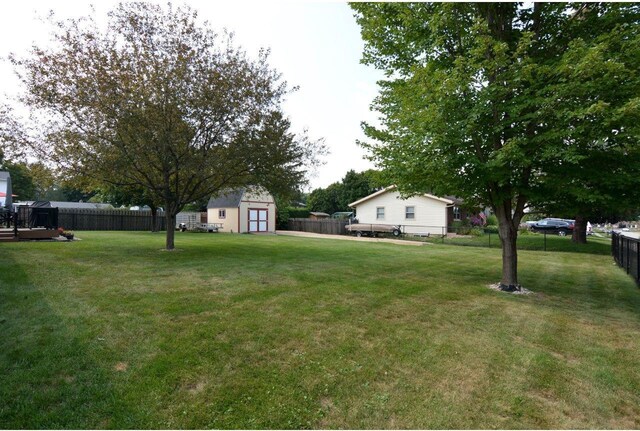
[287,207,310,218]
[484,225,499,234]
[518,226,531,235]
[486,214,498,226]
[469,227,484,236]
[276,207,290,229]
[452,220,472,235]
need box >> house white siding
[0,180,7,207]
[353,189,450,235]
[0,172,12,208]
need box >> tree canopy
[12,3,325,249]
[351,3,640,289]
[308,169,386,214]
[527,4,640,241]
[0,104,29,163]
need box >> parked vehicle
[177,222,222,232]
[345,223,402,237]
[531,218,574,236]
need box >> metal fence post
[627,237,630,274]
[637,240,640,283]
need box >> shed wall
[207,207,239,232]
[239,189,276,233]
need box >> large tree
[307,169,384,214]
[0,104,30,163]
[1,106,37,201]
[527,4,640,243]
[12,3,324,249]
[308,182,342,215]
[352,3,640,290]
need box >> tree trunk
[165,211,176,250]
[498,223,519,290]
[495,209,520,291]
[150,206,158,232]
[572,214,587,244]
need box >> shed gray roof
[207,189,245,209]
[52,201,99,209]
[16,201,99,210]
[37,201,104,209]
[17,201,110,209]
[0,171,10,180]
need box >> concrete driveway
[276,230,428,247]
[618,231,640,239]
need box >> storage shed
[207,187,276,233]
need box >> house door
[248,209,268,232]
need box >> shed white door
[248,209,268,232]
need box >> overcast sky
[0,0,384,191]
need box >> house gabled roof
[348,185,454,207]
[444,195,465,206]
[207,189,245,209]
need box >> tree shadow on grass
[515,256,640,325]
[0,245,139,429]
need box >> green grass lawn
[1,231,639,429]
[416,230,613,255]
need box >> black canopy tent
[28,201,59,229]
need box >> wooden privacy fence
[57,208,167,231]
[287,218,348,235]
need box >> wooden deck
[0,228,59,242]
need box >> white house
[0,171,12,208]
[349,186,453,236]
[207,187,276,233]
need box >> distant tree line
[0,150,94,203]
[307,169,388,215]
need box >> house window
[453,206,461,221]
[405,206,415,220]
[218,209,226,219]
[376,207,385,220]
